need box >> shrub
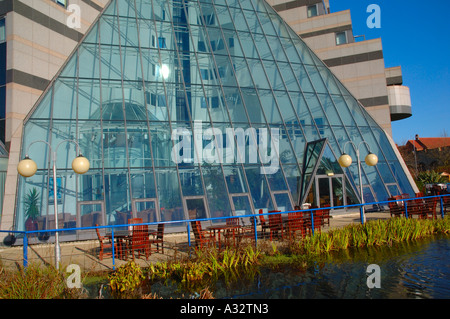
[108,261,145,298]
[0,263,81,299]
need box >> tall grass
[148,245,262,291]
[295,216,450,256]
[0,263,83,299]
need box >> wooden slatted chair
[127,224,150,260]
[95,224,120,261]
[268,211,283,241]
[286,211,304,239]
[388,197,405,217]
[257,209,269,238]
[149,223,165,254]
[190,221,215,248]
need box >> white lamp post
[17,139,89,269]
[338,141,378,224]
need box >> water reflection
[215,235,450,299]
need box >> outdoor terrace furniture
[95,224,121,261]
[286,211,305,239]
[149,223,165,254]
[316,205,331,228]
[442,195,450,215]
[238,217,257,245]
[224,217,241,246]
[126,224,151,260]
[257,209,269,238]
[424,197,438,219]
[268,210,283,241]
[406,196,428,219]
[128,218,143,225]
[207,222,242,250]
[191,220,215,249]
[388,197,405,217]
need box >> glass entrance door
[184,196,208,220]
[132,199,158,223]
[315,175,346,209]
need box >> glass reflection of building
[15,0,415,239]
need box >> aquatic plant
[148,245,262,291]
[108,261,145,298]
[0,263,83,299]
[293,216,449,257]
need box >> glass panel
[331,176,345,207]
[79,172,103,201]
[52,79,77,119]
[104,169,131,225]
[244,165,274,211]
[283,164,302,204]
[78,121,103,170]
[78,79,102,120]
[79,203,103,228]
[179,165,204,196]
[102,120,127,168]
[273,192,292,211]
[131,170,156,199]
[155,169,184,221]
[29,88,52,120]
[186,197,207,219]
[232,195,252,216]
[150,122,174,167]
[300,139,326,201]
[202,165,232,218]
[224,165,248,193]
[317,177,330,207]
[135,200,158,223]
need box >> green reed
[148,245,262,291]
[295,216,449,257]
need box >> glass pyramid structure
[16,0,415,234]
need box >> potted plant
[24,188,40,232]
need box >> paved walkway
[0,210,392,273]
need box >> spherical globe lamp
[338,153,352,168]
[17,156,37,177]
[72,155,90,174]
[365,152,378,166]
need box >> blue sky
[329,0,450,145]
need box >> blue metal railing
[1,194,448,269]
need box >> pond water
[88,235,450,299]
[211,235,450,299]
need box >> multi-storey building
[0,0,417,240]
[267,0,412,136]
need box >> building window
[307,5,318,18]
[54,0,68,8]
[335,31,347,45]
[0,18,5,44]
[158,37,166,49]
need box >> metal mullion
[114,0,133,213]
[203,0,256,209]
[131,0,160,214]
[95,16,108,227]
[148,0,189,220]
[227,0,295,209]
[278,18,363,202]
[279,21,369,201]
[161,0,212,219]
[237,0,298,206]
[309,58,388,201]
[220,0,280,208]
[179,0,235,214]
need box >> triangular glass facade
[16,0,415,234]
